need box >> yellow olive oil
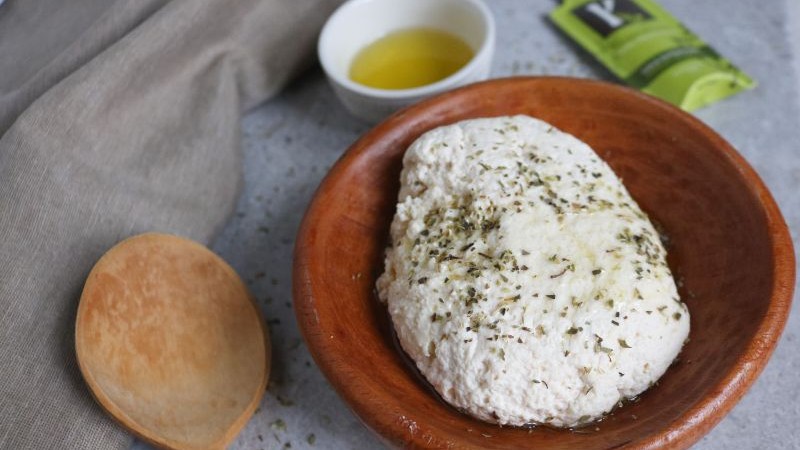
[349,27,474,90]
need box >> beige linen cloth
[0,0,339,448]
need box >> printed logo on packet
[573,0,652,36]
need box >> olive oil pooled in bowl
[349,28,474,90]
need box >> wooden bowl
[293,77,795,449]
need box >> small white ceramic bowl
[318,0,495,122]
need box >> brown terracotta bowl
[293,77,795,449]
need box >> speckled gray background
[133,1,800,448]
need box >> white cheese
[376,115,690,428]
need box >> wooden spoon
[75,233,270,450]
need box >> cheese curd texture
[376,115,690,428]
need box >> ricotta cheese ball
[376,115,690,428]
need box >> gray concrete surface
[132,1,800,448]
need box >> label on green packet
[550,0,755,111]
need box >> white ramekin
[318,0,495,122]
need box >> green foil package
[550,0,755,111]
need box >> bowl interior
[294,77,794,449]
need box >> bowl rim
[317,0,496,100]
[293,76,796,449]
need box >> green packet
[550,0,755,111]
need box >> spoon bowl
[75,233,269,450]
